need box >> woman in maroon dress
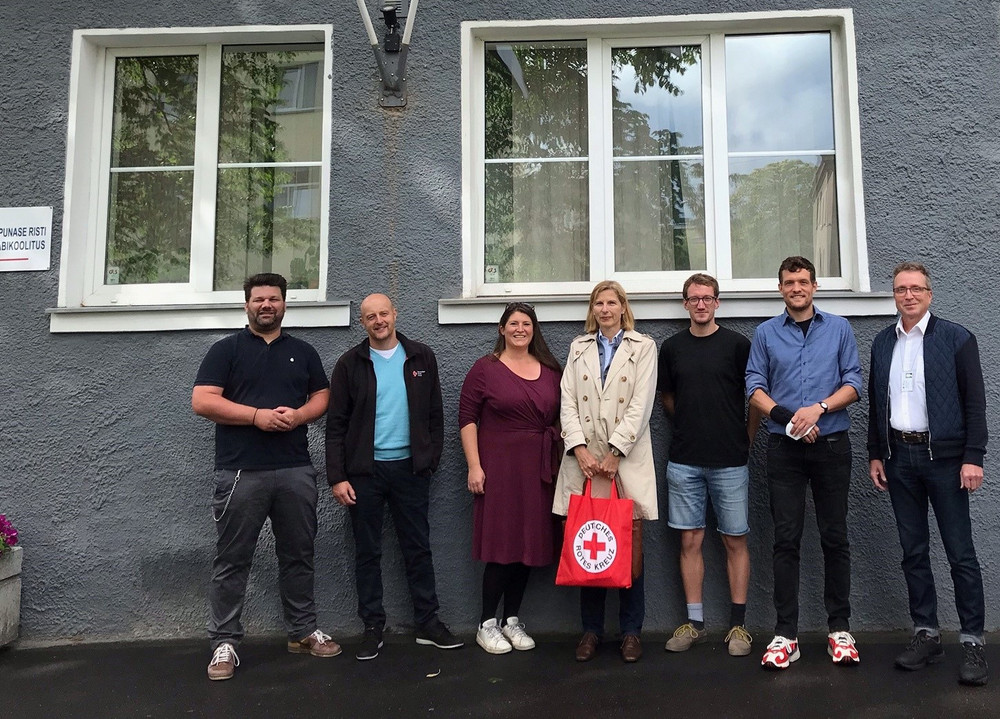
[459,302,562,655]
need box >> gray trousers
[208,466,318,649]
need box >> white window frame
[453,10,880,321]
[52,26,349,332]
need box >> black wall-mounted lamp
[358,0,418,108]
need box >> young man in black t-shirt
[658,273,762,657]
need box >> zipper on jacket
[884,390,892,461]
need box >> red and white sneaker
[828,631,860,665]
[761,636,800,669]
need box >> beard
[248,307,284,333]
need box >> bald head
[359,293,399,350]
[360,293,394,317]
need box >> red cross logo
[573,520,617,573]
[583,532,606,560]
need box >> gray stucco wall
[2,0,1000,643]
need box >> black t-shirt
[195,328,329,470]
[657,326,752,468]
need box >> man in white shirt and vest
[868,261,988,686]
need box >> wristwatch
[819,402,829,413]
[610,446,623,457]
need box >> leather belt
[891,428,929,444]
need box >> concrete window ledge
[438,292,897,325]
[47,301,352,334]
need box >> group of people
[192,255,988,689]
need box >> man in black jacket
[868,262,988,686]
[327,293,462,661]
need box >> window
[462,11,869,298]
[57,27,334,318]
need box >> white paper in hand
[785,421,814,441]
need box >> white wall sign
[0,206,53,271]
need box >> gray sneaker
[665,622,708,652]
[725,625,753,657]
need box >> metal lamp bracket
[357,0,418,108]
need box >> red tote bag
[555,478,634,589]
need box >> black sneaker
[415,618,464,649]
[356,626,383,661]
[959,642,988,686]
[895,630,944,670]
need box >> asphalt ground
[2,632,996,719]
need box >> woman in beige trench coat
[553,280,658,664]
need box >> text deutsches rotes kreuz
[573,521,618,573]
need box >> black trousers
[349,459,440,629]
[765,432,852,638]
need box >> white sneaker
[476,618,513,654]
[503,617,536,650]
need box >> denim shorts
[666,461,750,535]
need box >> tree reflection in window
[612,46,705,273]
[106,55,198,285]
[215,46,324,291]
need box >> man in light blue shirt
[327,293,462,661]
[745,256,863,671]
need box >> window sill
[438,292,897,325]
[47,301,351,334]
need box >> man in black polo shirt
[193,273,341,681]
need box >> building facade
[1,0,998,641]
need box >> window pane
[729,156,839,279]
[485,42,588,159]
[110,56,198,168]
[485,161,588,282]
[214,166,322,290]
[106,55,197,285]
[218,46,324,164]
[614,160,705,272]
[612,46,702,157]
[726,33,834,153]
[106,170,193,284]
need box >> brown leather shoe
[576,632,600,662]
[621,634,642,663]
[288,629,343,657]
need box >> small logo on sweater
[412,370,425,377]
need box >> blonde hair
[584,280,635,333]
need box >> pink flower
[0,514,17,553]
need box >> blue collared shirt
[746,306,863,435]
[596,329,624,386]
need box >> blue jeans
[886,441,985,644]
[766,431,852,637]
[349,459,440,629]
[580,571,645,637]
[208,466,318,649]
[666,462,749,535]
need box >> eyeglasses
[505,301,535,311]
[684,296,718,306]
[892,286,930,297]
